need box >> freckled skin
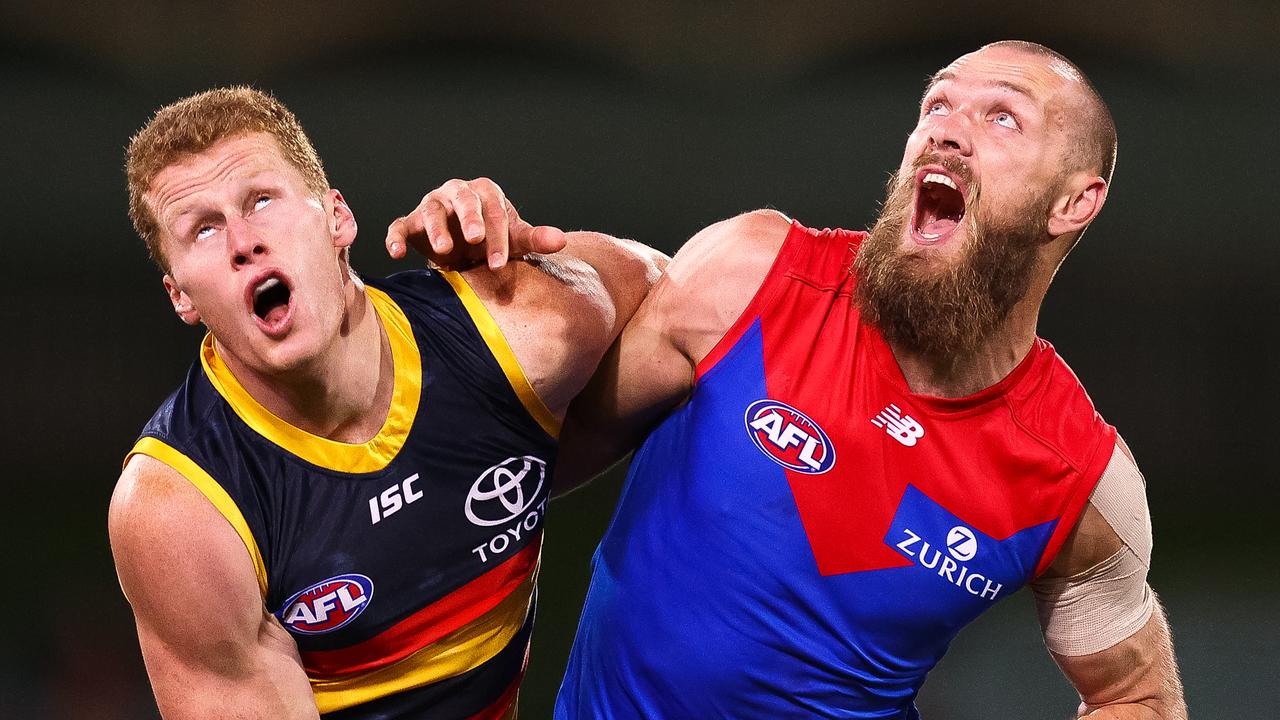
[148,133,360,382]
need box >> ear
[327,189,357,250]
[1048,174,1107,239]
[162,274,202,326]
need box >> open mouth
[249,272,293,333]
[912,169,967,243]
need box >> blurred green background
[2,1,1276,717]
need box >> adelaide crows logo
[744,399,836,474]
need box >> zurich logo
[466,456,547,527]
[744,399,836,474]
[277,573,374,635]
[946,525,978,561]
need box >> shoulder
[666,209,793,284]
[646,209,794,362]
[554,231,668,297]
[452,233,668,420]
[137,360,221,443]
[1043,437,1151,577]
[1010,340,1116,471]
[109,454,265,640]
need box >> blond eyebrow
[923,70,1035,103]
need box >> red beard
[855,155,1050,359]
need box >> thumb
[528,225,567,254]
[506,204,566,257]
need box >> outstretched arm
[386,177,670,425]
[109,455,318,719]
[1032,440,1187,719]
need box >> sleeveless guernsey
[129,269,557,719]
[556,222,1116,719]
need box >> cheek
[903,127,929,156]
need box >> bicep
[555,280,694,491]
[1030,440,1185,717]
[554,210,791,490]
[110,456,318,719]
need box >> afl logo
[466,456,547,527]
[277,574,373,635]
[744,399,836,474]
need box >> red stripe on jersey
[695,221,808,381]
[301,539,540,677]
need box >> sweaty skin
[110,135,665,719]
[417,45,1185,720]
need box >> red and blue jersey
[556,222,1116,719]
[129,269,558,719]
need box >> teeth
[254,277,281,300]
[923,172,957,190]
[919,232,942,240]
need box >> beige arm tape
[1031,442,1155,656]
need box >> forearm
[140,625,319,719]
[1057,604,1186,720]
[1078,701,1173,719]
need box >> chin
[898,229,968,271]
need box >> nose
[226,217,267,267]
[927,111,973,156]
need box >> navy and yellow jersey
[127,269,559,719]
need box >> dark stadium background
[2,2,1275,716]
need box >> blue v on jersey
[556,222,1116,719]
[128,270,557,719]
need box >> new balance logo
[871,404,925,447]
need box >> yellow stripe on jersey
[310,565,539,713]
[199,285,422,473]
[126,437,269,597]
[439,270,561,439]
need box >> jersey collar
[200,285,422,473]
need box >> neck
[217,279,395,444]
[887,296,1041,398]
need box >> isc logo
[277,574,374,634]
[368,473,423,524]
[744,399,836,474]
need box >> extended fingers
[476,179,511,268]
[384,214,419,259]
[506,203,566,256]
[387,177,528,269]
[444,179,488,246]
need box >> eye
[253,195,272,211]
[195,225,217,240]
[926,101,949,117]
[993,111,1019,129]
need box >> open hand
[385,177,567,270]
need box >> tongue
[919,217,958,237]
[261,304,289,326]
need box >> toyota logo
[465,456,547,527]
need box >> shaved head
[972,40,1117,183]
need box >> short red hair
[126,86,328,271]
